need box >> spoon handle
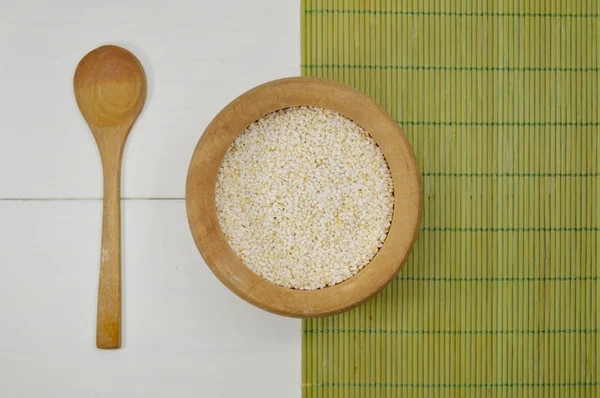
[96,148,122,349]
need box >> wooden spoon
[74,45,146,349]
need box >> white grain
[216,106,394,290]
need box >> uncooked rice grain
[216,106,394,290]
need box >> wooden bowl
[186,77,422,318]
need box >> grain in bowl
[215,106,394,290]
[186,77,422,317]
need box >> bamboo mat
[301,1,600,396]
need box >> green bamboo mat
[301,0,600,396]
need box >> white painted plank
[0,201,301,397]
[0,0,300,198]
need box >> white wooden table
[0,1,301,396]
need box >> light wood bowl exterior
[186,77,422,318]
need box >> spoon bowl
[74,45,146,128]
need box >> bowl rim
[186,76,422,318]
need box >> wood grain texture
[186,77,422,318]
[1,0,301,396]
[74,45,146,348]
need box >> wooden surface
[0,0,300,396]
[186,77,422,318]
[0,201,300,396]
[74,45,147,349]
